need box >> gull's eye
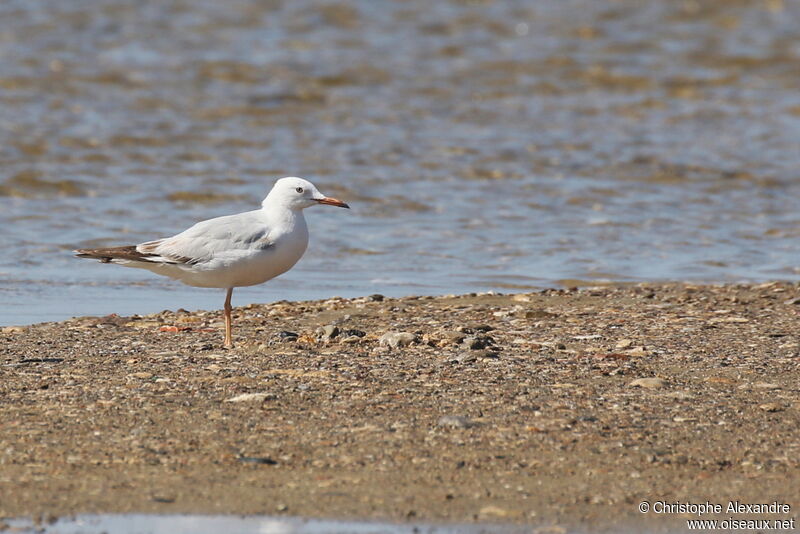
[296,187,304,194]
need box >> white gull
[75,177,350,347]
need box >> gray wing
[137,210,272,265]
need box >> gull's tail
[74,245,152,264]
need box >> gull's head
[263,177,350,211]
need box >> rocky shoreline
[2,283,799,532]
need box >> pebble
[629,377,667,389]
[1,326,24,333]
[317,325,339,341]
[753,382,780,390]
[666,391,694,400]
[224,392,276,403]
[441,331,466,344]
[128,372,153,380]
[278,331,298,341]
[705,377,736,384]
[341,329,366,338]
[615,339,633,349]
[452,353,477,364]
[237,456,277,465]
[462,336,493,350]
[758,403,783,412]
[478,505,510,518]
[153,351,180,358]
[627,346,649,357]
[437,415,475,428]
[379,332,416,348]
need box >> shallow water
[7,515,529,534]
[2,0,800,325]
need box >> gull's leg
[224,287,234,348]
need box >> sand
[2,283,799,532]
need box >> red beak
[316,197,350,209]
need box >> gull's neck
[260,199,306,228]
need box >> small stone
[153,351,180,358]
[629,377,667,389]
[511,294,531,302]
[129,372,153,380]
[225,392,276,403]
[615,339,633,349]
[753,382,780,390]
[463,336,493,350]
[342,329,366,338]
[531,526,566,534]
[437,415,474,428]
[339,335,362,344]
[441,331,466,345]
[1,326,24,333]
[759,403,783,412]
[317,325,339,340]
[478,505,510,518]
[705,377,736,384]
[379,332,416,348]
[278,331,298,341]
[453,353,477,364]
[627,346,649,356]
[238,456,277,465]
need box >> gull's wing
[138,210,271,266]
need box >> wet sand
[2,283,799,532]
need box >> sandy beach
[1,283,799,532]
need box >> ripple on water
[1,171,87,198]
[3,0,800,325]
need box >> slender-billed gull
[75,177,350,348]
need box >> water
[2,0,800,325]
[6,515,530,534]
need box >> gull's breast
[181,221,310,289]
[236,229,310,286]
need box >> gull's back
[136,206,310,288]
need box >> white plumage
[75,177,350,347]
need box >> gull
[75,177,349,348]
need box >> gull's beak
[316,197,350,209]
